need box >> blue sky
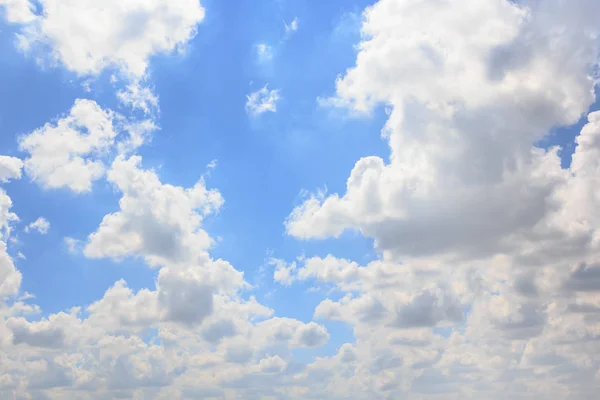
[1,0,600,399]
[0,0,385,361]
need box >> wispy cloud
[246,85,280,116]
[284,17,299,35]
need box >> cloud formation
[12,0,205,78]
[246,85,280,116]
[2,0,600,398]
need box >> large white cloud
[276,0,600,399]
[287,0,600,262]
[11,0,205,78]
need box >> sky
[0,0,599,399]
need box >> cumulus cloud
[245,85,280,116]
[10,0,205,78]
[0,156,23,182]
[84,155,223,266]
[8,316,66,348]
[274,0,600,398]
[18,99,130,193]
[3,0,600,399]
[287,0,600,263]
[24,217,50,234]
[0,0,36,23]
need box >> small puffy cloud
[24,217,50,234]
[255,43,273,62]
[63,237,82,254]
[14,0,205,78]
[271,258,297,286]
[18,99,117,193]
[0,156,23,182]
[0,0,36,23]
[117,81,159,114]
[245,85,280,116]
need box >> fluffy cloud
[246,85,280,116]
[287,0,600,262]
[18,99,137,193]
[0,156,331,399]
[24,217,50,234]
[0,0,36,23]
[3,0,600,398]
[84,155,223,266]
[0,241,21,298]
[0,172,21,298]
[117,81,159,114]
[275,0,600,398]
[12,0,205,78]
[0,156,23,183]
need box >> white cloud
[270,258,297,286]
[8,316,66,348]
[117,81,159,114]
[284,17,298,34]
[287,0,600,263]
[18,99,155,193]
[24,217,50,234]
[63,236,82,254]
[0,0,36,23]
[246,85,280,116]
[206,159,217,170]
[0,187,21,298]
[3,0,600,399]
[258,354,286,373]
[12,0,205,78]
[18,99,117,193]
[0,156,23,183]
[255,43,273,62]
[271,0,600,398]
[84,155,223,266]
[0,240,21,298]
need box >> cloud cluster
[0,153,332,398]
[278,0,600,398]
[18,99,154,193]
[2,0,600,398]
